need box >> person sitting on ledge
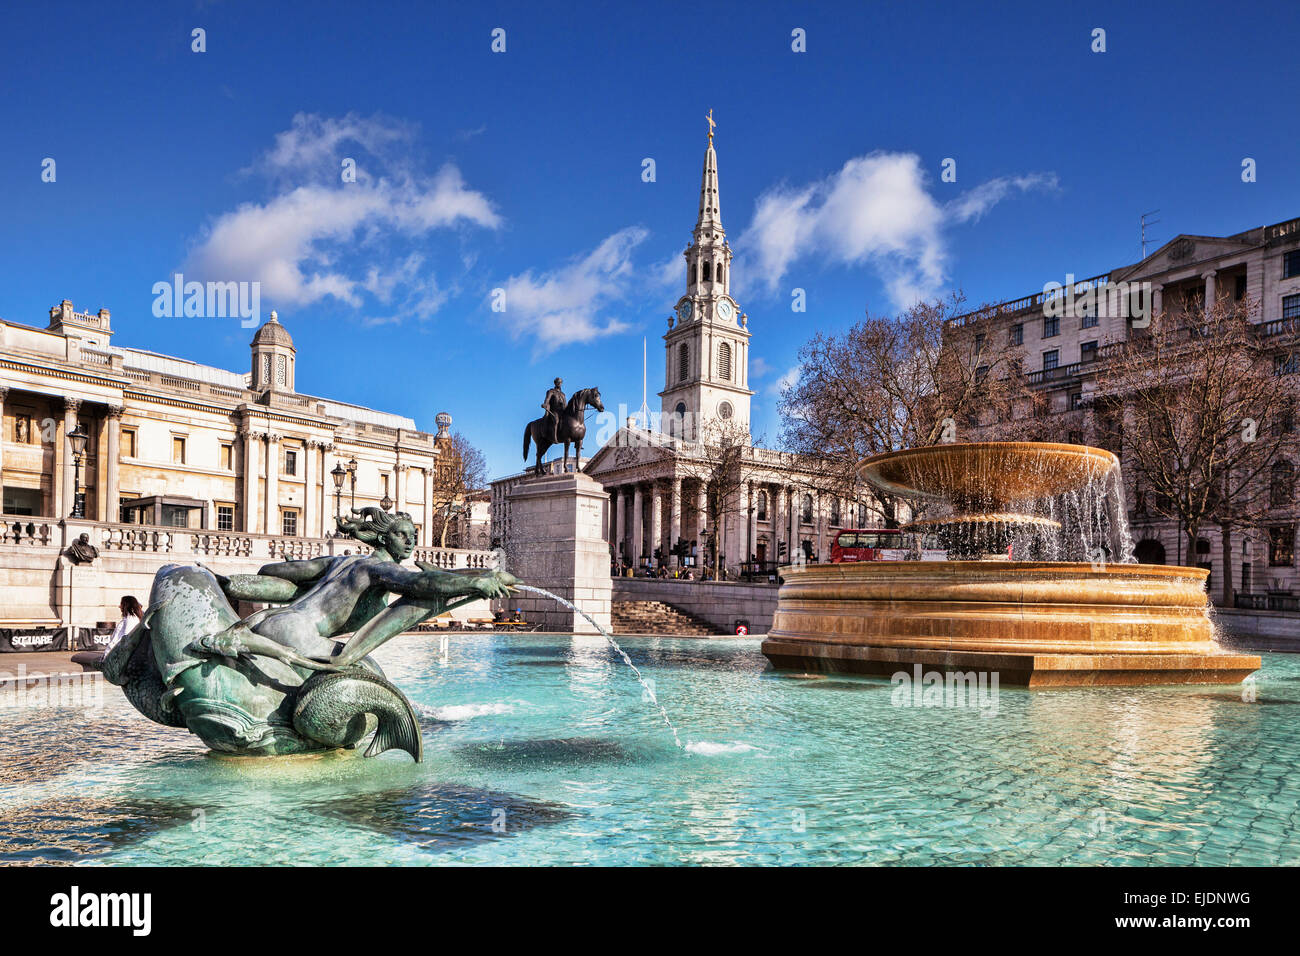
[72,595,142,671]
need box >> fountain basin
[761,561,1260,686]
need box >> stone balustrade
[0,514,498,629]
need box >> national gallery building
[0,300,488,636]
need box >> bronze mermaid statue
[102,507,516,762]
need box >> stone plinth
[762,561,1261,686]
[504,472,611,633]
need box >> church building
[585,116,880,575]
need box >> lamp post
[68,423,89,519]
[381,494,393,513]
[346,457,358,511]
[330,462,346,519]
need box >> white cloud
[495,227,647,353]
[771,364,800,397]
[740,152,1055,308]
[183,113,499,319]
[946,173,1059,224]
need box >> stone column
[318,442,334,536]
[614,486,626,565]
[668,477,682,567]
[304,438,318,538]
[648,481,663,568]
[1152,284,1163,320]
[395,462,407,514]
[747,482,757,566]
[422,466,435,546]
[631,484,644,566]
[816,491,827,562]
[1203,270,1217,310]
[242,428,259,533]
[264,433,279,535]
[0,387,8,504]
[790,487,800,560]
[105,405,122,524]
[773,483,785,564]
[60,398,81,518]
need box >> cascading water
[514,584,685,750]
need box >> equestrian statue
[522,378,604,476]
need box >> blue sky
[3,0,1298,479]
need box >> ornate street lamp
[68,423,89,519]
[346,457,358,510]
[381,494,393,513]
[330,462,346,518]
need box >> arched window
[1134,539,1166,565]
[716,261,724,284]
[801,494,813,523]
[673,402,687,437]
[717,341,732,380]
[757,491,768,520]
[678,343,689,382]
[1271,460,1294,507]
[703,261,711,282]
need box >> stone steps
[611,600,718,636]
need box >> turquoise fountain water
[2,634,1298,864]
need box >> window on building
[717,341,732,380]
[678,344,689,382]
[1283,294,1300,320]
[1235,274,1248,300]
[172,436,186,465]
[857,503,869,527]
[282,509,299,537]
[1043,315,1059,338]
[1271,461,1294,507]
[284,447,298,476]
[1081,340,1098,363]
[1284,250,1300,279]
[1269,525,1295,567]
[830,498,841,526]
[381,473,391,496]
[1081,313,1099,329]
[216,504,234,532]
[1275,353,1300,376]
[1070,392,1084,410]
[220,442,233,470]
[702,261,711,282]
[122,428,137,458]
[1010,323,1024,346]
[756,491,768,521]
[975,365,989,383]
[801,494,813,523]
[974,332,986,353]
[1043,350,1059,371]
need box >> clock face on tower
[677,300,693,322]
[717,299,734,320]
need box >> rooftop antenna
[1140,210,1161,259]
[636,337,652,429]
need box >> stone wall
[612,577,778,635]
[1214,607,1300,652]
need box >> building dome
[251,310,295,349]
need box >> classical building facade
[1,300,456,544]
[945,214,1300,605]
[581,121,882,575]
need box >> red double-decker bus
[830,528,946,563]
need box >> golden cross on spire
[705,108,716,143]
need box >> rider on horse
[542,377,566,444]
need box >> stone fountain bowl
[857,441,1119,507]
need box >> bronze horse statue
[523,386,603,476]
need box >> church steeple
[696,109,722,234]
[660,112,752,441]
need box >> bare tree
[675,419,768,576]
[779,293,1040,524]
[1095,296,1299,604]
[429,433,488,548]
